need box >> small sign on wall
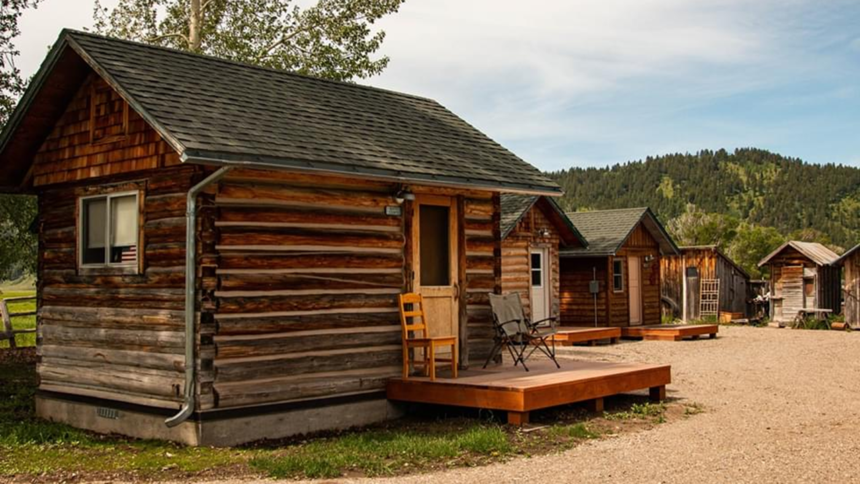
[385,206,402,216]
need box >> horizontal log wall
[209,171,409,408]
[37,166,200,409]
[559,257,608,326]
[464,194,497,363]
[32,74,180,187]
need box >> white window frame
[530,251,543,288]
[78,190,140,269]
[613,258,624,293]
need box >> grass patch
[606,402,667,423]
[546,422,599,440]
[0,290,36,348]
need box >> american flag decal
[121,246,137,263]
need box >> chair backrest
[399,293,427,341]
[488,293,528,336]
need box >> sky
[15,0,860,171]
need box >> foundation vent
[97,407,120,420]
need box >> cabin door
[628,256,643,325]
[413,195,459,355]
[530,248,550,322]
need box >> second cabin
[558,208,679,327]
[499,195,586,322]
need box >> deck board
[387,360,671,422]
[622,324,719,341]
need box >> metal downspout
[166,166,232,427]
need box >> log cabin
[558,208,679,327]
[661,245,751,322]
[758,241,841,324]
[500,195,586,322]
[0,30,564,446]
[836,243,859,329]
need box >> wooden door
[628,256,642,325]
[781,265,804,321]
[413,195,458,355]
[530,248,550,322]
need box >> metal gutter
[165,166,232,427]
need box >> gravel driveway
[301,326,860,484]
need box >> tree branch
[146,32,189,45]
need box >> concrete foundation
[36,392,404,447]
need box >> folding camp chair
[484,293,560,371]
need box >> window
[613,259,624,292]
[419,205,450,286]
[531,252,543,287]
[80,192,139,267]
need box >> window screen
[613,259,624,292]
[419,205,450,286]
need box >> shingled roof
[758,241,841,267]
[559,207,678,257]
[499,194,586,247]
[0,30,561,194]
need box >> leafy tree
[0,0,40,280]
[93,0,406,81]
[667,203,739,248]
[727,224,785,279]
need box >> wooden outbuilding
[836,243,860,329]
[558,208,679,328]
[0,31,566,445]
[758,241,841,324]
[499,195,586,323]
[661,245,751,322]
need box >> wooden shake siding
[845,251,860,327]
[33,73,194,409]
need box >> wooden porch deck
[621,324,719,341]
[551,326,621,346]
[387,360,671,425]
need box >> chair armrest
[529,316,558,330]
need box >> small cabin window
[419,205,450,286]
[613,259,624,292]
[80,192,139,268]
[531,252,543,287]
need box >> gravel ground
[311,326,860,484]
[181,326,860,484]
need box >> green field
[0,290,36,348]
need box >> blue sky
[16,0,860,171]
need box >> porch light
[539,227,551,238]
[394,186,415,205]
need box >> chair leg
[483,341,502,369]
[429,344,436,381]
[402,345,409,379]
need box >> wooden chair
[398,293,458,381]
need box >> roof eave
[182,151,564,196]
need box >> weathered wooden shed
[758,241,841,324]
[499,195,586,323]
[836,243,860,329]
[558,208,679,328]
[661,245,751,321]
[0,30,564,445]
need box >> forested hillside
[549,148,860,276]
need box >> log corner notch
[457,195,469,369]
[165,166,232,428]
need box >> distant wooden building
[0,31,564,445]
[661,245,751,321]
[758,241,841,324]
[837,243,860,329]
[500,195,586,322]
[559,208,679,327]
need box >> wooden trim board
[621,324,718,341]
[551,327,621,346]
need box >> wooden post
[507,411,529,425]
[649,385,666,402]
[457,196,469,368]
[605,257,613,327]
[586,397,604,413]
[403,199,415,293]
[492,193,502,295]
[1,301,14,349]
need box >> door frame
[628,255,643,326]
[411,194,459,343]
[529,246,551,322]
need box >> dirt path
[299,326,860,484]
